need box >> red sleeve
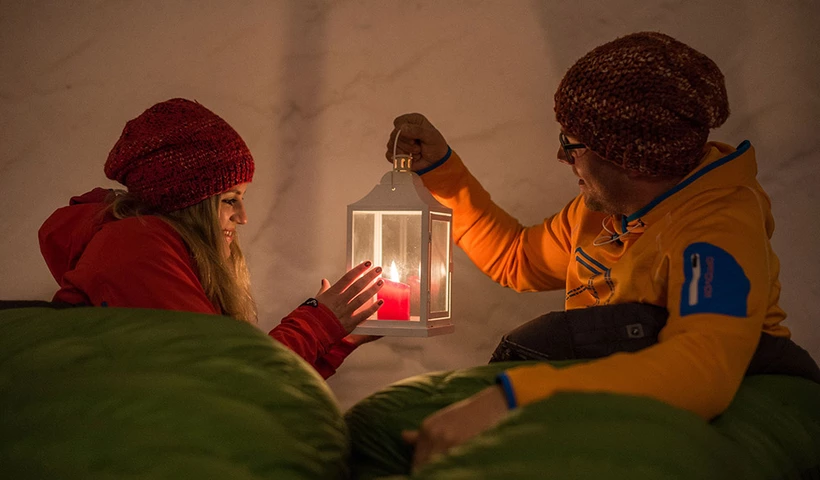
[60,213,354,378]
[313,338,358,379]
[268,303,348,376]
[58,216,219,314]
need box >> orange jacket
[421,141,788,419]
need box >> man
[387,32,817,469]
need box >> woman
[39,98,383,378]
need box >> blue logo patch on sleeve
[680,243,750,317]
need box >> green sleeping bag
[0,307,349,479]
[345,362,820,479]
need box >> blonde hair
[107,190,257,323]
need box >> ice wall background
[2,0,818,410]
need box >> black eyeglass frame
[559,132,586,165]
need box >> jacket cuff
[503,363,559,407]
[336,336,358,354]
[295,302,348,346]
[496,372,518,409]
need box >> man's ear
[629,169,687,187]
[624,168,662,180]
[626,168,644,180]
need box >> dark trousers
[489,303,820,384]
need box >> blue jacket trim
[625,140,751,223]
[496,372,518,409]
[576,247,609,272]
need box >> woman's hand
[316,261,384,333]
[344,333,382,347]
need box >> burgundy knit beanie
[104,98,255,212]
[555,32,729,177]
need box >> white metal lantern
[347,155,454,337]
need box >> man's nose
[557,147,572,165]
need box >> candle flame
[389,261,400,282]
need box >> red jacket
[39,188,355,379]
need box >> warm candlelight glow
[389,260,400,282]
[378,260,410,320]
[346,175,453,334]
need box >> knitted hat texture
[104,98,254,212]
[554,32,729,176]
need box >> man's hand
[401,385,509,471]
[386,113,449,172]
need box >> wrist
[416,146,452,175]
[339,336,358,350]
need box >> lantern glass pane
[380,212,422,278]
[430,218,450,312]
[352,212,375,267]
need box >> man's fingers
[411,439,432,472]
[401,430,419,445]
[393,113,426,128]
[404,426,455,471]
[412,438,452,471]
[387,127,422,149]
[397,138,421,154]
[394,122,426,143]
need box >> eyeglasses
[559,132,586,165]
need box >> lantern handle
[392,128,413,172]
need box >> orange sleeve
[420,151,573,292]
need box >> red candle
[377,278,410,320]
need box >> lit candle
[377,261,410,320]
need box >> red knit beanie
[104,98,255,212]
[554,32,730,177]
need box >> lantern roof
[349,169,452,214]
